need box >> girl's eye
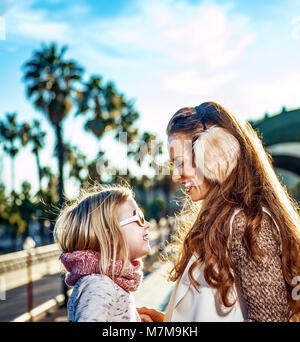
[175,162,183,169]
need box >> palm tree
[75,75,169,185]
[27,120,48,243]
[29,120,46,192]
[23,43,83,206]
[0,113,30,191]
[76,75,140,145]
[63,142,88,185]
[23,44,83,305]
[19,181,36,240]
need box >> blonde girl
[54,184,151,322]
[138,101,300,322]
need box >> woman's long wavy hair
[166,102,300,321]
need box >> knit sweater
[67,274,141,322]
[230,210,289,321]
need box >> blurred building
[250,107,300,190]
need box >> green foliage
[76,75,140,143]
[0,183,8,224]
[0,113,32,191]
[0,113,20,158]
[23,42,84,126]
[23,43,84,206]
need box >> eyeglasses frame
[119,210,146,227]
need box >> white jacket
[165,207,279,322]
[68,274,140,322]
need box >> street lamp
[23,236,36,322]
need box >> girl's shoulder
[71,274,117,299]
[76,273,113,285]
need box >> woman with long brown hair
[138,101,300,322]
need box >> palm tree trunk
[55,123,65,207]
[35,152,45,244]
[11,157,15,192]
[35,152,42,192]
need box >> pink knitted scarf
[60,250,143,292]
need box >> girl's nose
[172,168,182,183]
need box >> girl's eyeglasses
[120,209,146,227]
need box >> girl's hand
[137,307,165,322]
[139,313,154,322]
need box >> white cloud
[5,0,298,141]
[78,1,254,71]
[3,0,300,193]
[160,68,237,95]
[4,1,254,70]
[17,21,68,41]
[71,0,255,125]
[234,71,300,118]
[160,5,255,69]
[4,1,70,42]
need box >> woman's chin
[191,196,201,202]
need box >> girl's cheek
[183,166,196,178]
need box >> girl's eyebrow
[174,155,184,162]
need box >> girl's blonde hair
[53,183,134,276]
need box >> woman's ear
[193,126,240,183]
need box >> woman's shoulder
[230,207,282,252]
[231,207,278,231]
[231,208,247,228]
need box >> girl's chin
[133,247,151,260]
[143,245,151,256]
[190,191,205,201]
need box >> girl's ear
[193,126,240,183]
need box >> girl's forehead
[168,134,193,160]
[117,197,138,221]
[119,197,138,212]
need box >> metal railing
[0,244,61,274]
[0,217,176,322]
[0,217,175,291]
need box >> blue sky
[0,0,300,196]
